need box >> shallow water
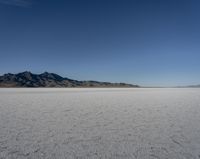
[0,88,200,159]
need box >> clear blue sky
[0,0,200,86]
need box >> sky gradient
[0,0,200,86]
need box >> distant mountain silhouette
[184,85,200,88]
[0,71,139,88]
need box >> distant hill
[185,85,200,88]
[0,71,139,88]
[176,85,200,88]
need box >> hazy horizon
[1,0,200,86]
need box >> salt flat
[0,88,200,159]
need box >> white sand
[0,88,200,159]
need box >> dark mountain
[0,71,139,88]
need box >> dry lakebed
[0,88,200,159]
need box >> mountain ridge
[0,71,139,88]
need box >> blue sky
[0,0,200,86]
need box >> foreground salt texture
[0,88,200,159]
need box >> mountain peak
[20,71,32,75]
[39,72,63,81]
[40,71,50,75]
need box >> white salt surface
[0,88,200,159]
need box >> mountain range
[0,71,139,88]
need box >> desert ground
[0,88,200,159]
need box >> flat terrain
[0,88,200,159]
